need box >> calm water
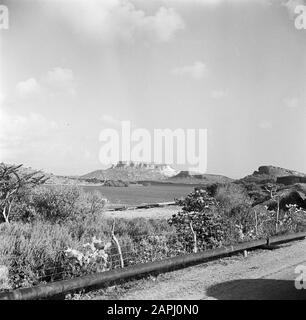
[82,184,194,206]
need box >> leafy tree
[0,164,47,223]
[168,188,225,252]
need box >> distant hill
[81,161,179,182]
[166,170,233,184]
[239,165,306,185]
[234,165,306,210]
[254,166,306,178]
[81,162,234,184]
[1,163,97,186]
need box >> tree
[169,188,225,251]
[263,183,281,233]
[0,163,47,223]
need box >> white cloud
[284,97,300,108]
[172,61,207,79]
[258,120,273,129]
[0,107,100,172]
[211,89,228,99]
[46,0,185,43]
[46,68,74,84]
[144,7,185,42]
[16,78,41,98]
[46,67,76,96]
[16,68,76,99]
[0,108,58,161]
[100,114,121,126]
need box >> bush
[64,237,112,276]
[0,212,179,290]
[130,233,185,264]
[214,183,252,215]
[0,221,76,289]
[10,186,106,224]
[169,188,225,251]
[273,204,306,234]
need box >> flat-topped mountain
[81,162,234,184]
[81,161,179,182]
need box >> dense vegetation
[1,163,306,292]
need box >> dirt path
[103,206,179,220]
[93,239,306,300]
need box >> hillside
[81,161,179,182]
[254,165,306,178]
[167,170,233,184]
[234,165,306,210]
[1,163,98,186]
[239,165,306,185]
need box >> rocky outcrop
[167,170,233,184]
[277,176,306,186]
[253,166,306,178]
[240,166,306,185]
[110,161,178,177]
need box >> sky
[1,0,306,178]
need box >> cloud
[145,7,185,42]
[211,89,228,99]
[284,97,300,108]
[46,68,74,84]
[46,67,76,96]
[16,78,41,98]
[172,61,207,79]
[258,120,273,129]
[0,107,58,161]
[0,107,100,172]
[282,0,305,18]
[16,67,76,99]
[100,114,122,126]
[46,0,185,43]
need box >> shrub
[64,237,112,276]
[278,204,306,233]
[0,221,77,289]
[130,233,185,264]
[0,213,179,290]
[169,188,225,251]
[10,186,106,224]
[0,164,47,223]
[214,183,252,215]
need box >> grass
[0,213,177,290]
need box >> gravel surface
[86,239,306,300]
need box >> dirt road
[99,239,306,300]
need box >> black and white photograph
[1,0,306,306]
